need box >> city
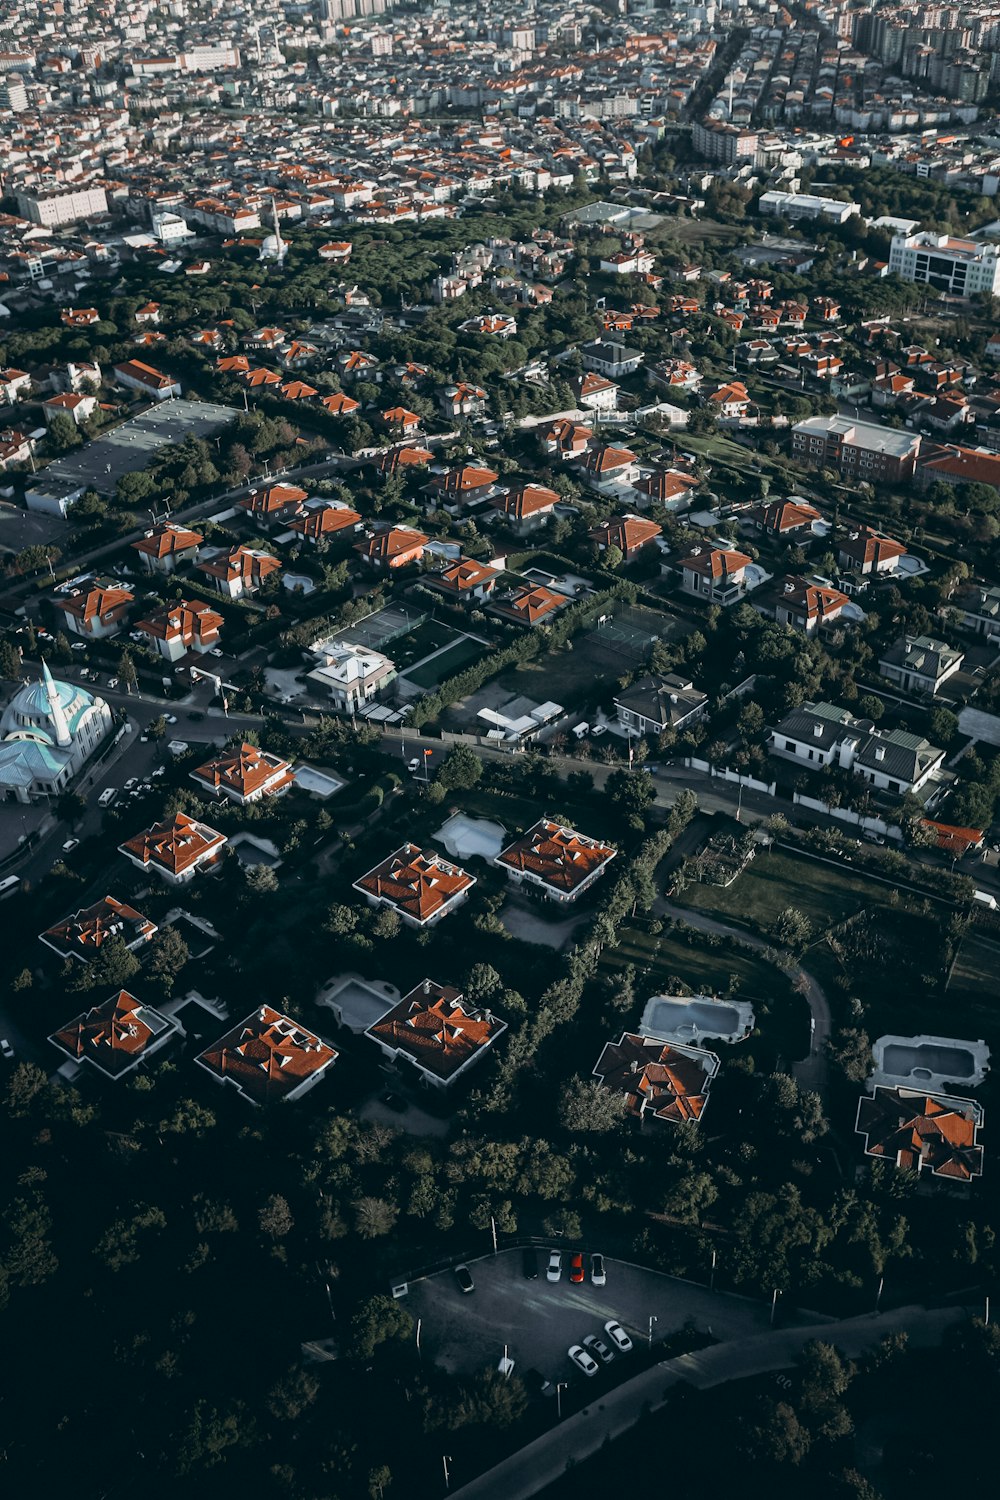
[1,1,999,1497]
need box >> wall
[793,791,903,841]
[685,757,776,795]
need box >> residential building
[427,557,497,604]
[112,360,182,402]
[197,1006,337,1106]
[238,483,307,527]
[678,545,752,606]
[540,418,592,456]
[950,582,1000,642]
[589,514,662,559]
[774,575,852,634]
[492,483,561,534]
[55,578,133,639]
[592,1032,720,1124]
[856,1087,984,1181]
[43,392,97,428]
[40,895,157,964]
[496,819,616,903]
[490,583,568,626]
[578,443,639,493]
[428,466,500,512]
[365,979,507,1090]
[769,700,944,796]
[355,525,428,569]
[705,380,754,420]
[745,498,823,538]
[916,442,1000,493]
[878,634,964,697]
[838,526,907,576]
[792,415,921,483]
[287,503,363,546]
[630,469,698,509]
[572,371,620,411]
[578,339,643,377]
[49,990,178,1080]
[692,119,758,164]
[198,545,281,599]
[191,743,294,804]
[135,599,223,661]
[439,382,487,419]
[759,190,860,223]
[889,231,1000,298]
[131,522,203,575]
[614,673,708,736]
[354,844,475,929]
[119,812,227,885]
[307,638,396,713]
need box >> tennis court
[404,635,484,690]
[332,602,427,653]
[583,604,678,665]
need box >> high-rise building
[889,231,1000,297]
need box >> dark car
[454,1264,474,1294]
[569,1251,585,1284]
[522,1248,538,1280]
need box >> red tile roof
[136,598,223,648]
[50,990,172,1078]
[856,1087,983,1180]
[239,483,308,518]
[435,557,496,592]
[590,515,662,556]
[593,1032,718,1123]
[355,526,428,565]
[493,483,560,520]
[287,504,362,540]
[41,895,155,960]
[197,1006,337,1105]
[681,546,751,580]
[119,812,226,878]
[498,819,616,895]
[192,743,294,799]
[319,391,360,415]
[58,581,133,625]
[493,584,567,624]
[581,443,635,474]
[366,981,506,1081]
[750,498,822,533]
[433,464,499,494]
[131,523,202,560]
[354,844,475,924]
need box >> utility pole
[442,1455,452,1492]
[770,1288,780,1326]
[556,1381,567,1420]
[490,1215,497,1254]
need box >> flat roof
[37,398,236,497]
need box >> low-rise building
[774,575,852,634]
[355,525,428,569]
[112,360,182,402]
[49,990,178,1080]
[43,391,97,427]
[578,339,643,377]
[496,819,616,903]
[307,638,396,713]
[287,502,363,546]
[589,514,662,560]
[198,545,281,600]
[135,599,223,661]
[119,812,228,885]
[950,582,1000,642]
[40,895,156,963]
[490,583,568,626]
[197,1006,337,1106]
[768,700,944,796]
[837,526,907,576]
[678,544,752,606]
[55,578,133,639]
[614,673,707,736]
[792,415,921,484]
[491,483,561,534]
[238,482,307,527]
[365,979,507,1090]
[745,498,823,538]
[354,844,475,928]
[428,557,497,604]
[878,634,964,697]
[131,523,203,575]
[856,1087,984,1181]
[592,1032,720,1124]
[191,743,294,804]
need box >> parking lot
[404,1248,780,1384]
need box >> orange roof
[58,581,133,623]
[192,743,294,799]
[840,527,906,566]
[494,483,560,520]
[281,380,318,400]
[131,523,203,559]
[594,1033,716,1124]
[119,813,226,878]
[435,557,496,592]
[199,545,281,588]
[494,584,566,624]
[319,392,360,415]
[920,820,983,854]
[543,419,592,451]
[632,470,697,503]
[50,990,169,1077]
[382,406,421,425]
[366,981,505,1081]
[354,844,474,924]
[682,546,751,579]
[581,444,635,474]
[780,575,849,620]
[113,359,176,389]
[197,1006,337,1105]
[751,498,822,533]
[287,505,362,539]
[356,526,428,564]
[857,1087,983,1180]
[591,515,662,555]
[41,896,155,960]
[136,598,223,646]
[434,465,498,493]
[239,483,307,517]
[498,819,616,895]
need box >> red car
[569,1251,585,1284]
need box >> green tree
[772,907,812,950]
[464,962,502,1002]
[353,1196,399,1239]
[349,1293,413,1359]
[558,1077,627,1133]
[437,743,483,791]
[47,413,81,452]
[0,639,22,680]
[258,1194,294,1239]
[606,767,656,820]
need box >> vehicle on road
[165,714,178,725]
[0,1039,13,1059]
[407,758,421,772]
[546,1250,562,1283]
[152,766,165,778]
[62,838,79,854]
[97,787,117,807]
[0,875,22,900]
[209,648,223,658]
[108,677,119,689]
[604,1320,633,1353]
[569,1251,585,1284]
[567,1345,599,1378]
[582,1334,614,1364]
[591,1253,606,1287]
[454,1264,475,1295]
[522,1248,538,1280]
[124,778,139,790]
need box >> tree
[558,1076,627,1133]
[47,413,81,452]
[56,791,87,827]
[258,1194,294,1239]
[148,714,167,739]
[4,1062,48,1118]
[464,962,502,1002]
[606,767,656,820]
[353,1196,398,1239]
[827,1027,871,1083]
[772,907,812,950]
[349,1294,413,1359]
[148,926,190,989]
[437,743,483,791]
[74,934,141,993]
[117,650,138,693]
[326,903,358,936]
[858,694,884,722]
[0,638,22,681]
[245,863,279,894]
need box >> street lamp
[648,1314,657,1347]
[556,1381,568,1420]
[442,1455,453,1492]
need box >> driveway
[499,898,590,951]
[405,1249,801,1383]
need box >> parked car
[454,1264,474,1295]
[165,714,178,725]
[0,1039,13,1060]
[124,778,139,790]
[582,1334,614,1365]
[546,1250,562,1283]
[70,642,87,653]
[567,1345,599,1378]
[590,1253,606,1287]
[61,838,79,854]
[569,1251,585,1284]
[604,1320,633,1354]
[209,648,223,658]
[522,1248,538,1280]
[407,758,421,772]
[107,677,119,689]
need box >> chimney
[874,744,886,762]
[813,723,823,738]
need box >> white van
[98,787,117,808]
[973,889,997,911]
[572,722,590,740]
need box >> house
[40,894,157,963]
[375,445,432,478]
[112,360,181,402]
[0,367,32,404]
[319,391,360,416]
[540,418,592,456]
[286,503,363,546]
[355,525,428,569]
[916,442,1000,493]
[55,578,133,638]
[319,241,352,262]
[572,371,619,411]
[492,483,561,534]
[440,382,487,419]
[599,248,655,276]
[131,522,203,575]
[578,443,638,493]
[354,844,475,929]
[774,575,852,634]
[950,582,1000,642]
[428,464,500,508]
[592,1032,720,1124]
[43,391,97,427]
[119,812,228,885]
[198,545,281,600]
[490,584,568,626]
[705,380,754,420]
[135,599,223,661]
[678,545,752,606]
[134,302,161,325]
[217,354,250,376]
[769,700,944,796]
[630,469,698,509]
[458,311,518,338]
[61,307,99,328]
[614,673,708,736]
[648,358,701,393]
[238,482,307,527]
[878,634,964,697]
[578,339,644,377]
[365,979,507,1090]
[856,1087,984,1181]
[243,367,282,390]
[496,819,616,902]
[838,526,907,576]
[745,498,823,537]
[307,638,396,712]
[337,349,380,380]
[281,380,318,402]
[197,1006,337,1106]
[191,743,294,804]
[428,557,497,604]
[919,821,984,858]
[0,428,33,471]
[590,514,662,559]
[381,405,422,435]
[49,990,178,1080]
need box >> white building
[888,231,1000,297]
[759,190,860,224]
[0,663,113,803]
[769,700,944,796]
[307,638,396,714]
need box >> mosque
[0,663,114,803]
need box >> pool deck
[639,993,756,1047]
[434,812,506,862]
[869,1032,990,1093]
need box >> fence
[793,791,903,842]
[685,757,776,795]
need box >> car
[567,1345,599,1378]
[380,1091,407,1113]
[604,1320,633,1354]
[165,714,178,725]
[454,1264,474,1295]
[582,1334,614,1365]
[569,1251,585,1284]
[522,1248,538,1280]
[591,1253,606,1287]
[546,1250,562,1283]
[70,642,87,652]
[152,766,165,778]
[591,723,608,737]
[61,838,79,854]
[124,777,139,790]
[140,734,149,743]
[0,1039,13,1060]
[107,677,119,689]
[407,758,421,772]
[209,648,224,658]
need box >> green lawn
[404,634,484,689]
[678,848,901,939]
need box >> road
[449,1303,967,1500]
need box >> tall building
[13,185,109,227]
[889,231,1000,297]
[692,119,758,164]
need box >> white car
[604,1320,633,1354]
[70,642,87,653]
[108,677,119,689]
[590,1253,606,1287]
[407,758,421,773]
[568,1345,599,1378]
[165,715,178,725]
[124,777,139,790]
[582,1334,614,1365]
[546,1250,562,1283]
[62,838,79,854]
[0,1039,13,1060]
[209,648,223,658]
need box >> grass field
[678,848,899,939]
[947,928,1000,1031]
[404,635,484,690]
[391,621,464,671]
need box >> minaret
[41,659,72,748]
[271,197,286,267]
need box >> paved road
[449,1303,967,1500]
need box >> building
[496,819,616,903]
[365,979,507,1090]
[792,415,921,484]
[307,639,395,713]
[40,895,157,964]
[428,466,500,512]
[43,391,97,428]
[745,498,823,538]
[889,232,1000,298]
[49,990,178,1080]
[774,576,852,634]
[14,185,108,226]
[197,1006,337,1106]
[119,812,227,885]
[131,523,203,575]
[198,545,281,600]
[191,743,294,805]
[838,526,907,576]
[692,119,758,164]
[572,371,619,411]
[856,1087,984,1182]
[427,557,497,605]
[354,844,475,928]
[578,339,644,377]
[355,525,428,569]
[592,1032,720,1124]
[490,583,568,626]
[614,673,708,736]
[678,544,752,606]
[135,599,223,661]
[759,190,860,224]
[491,484,561,534]
[0,663,113,804]
[589,514,662,559]
[950,582,1000,642]
[286,503,363,546]
[55,578,133,639]
[238,483,307,527]
[879,635,964,697]
[112,360,182,402]
[769,700,944,796]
